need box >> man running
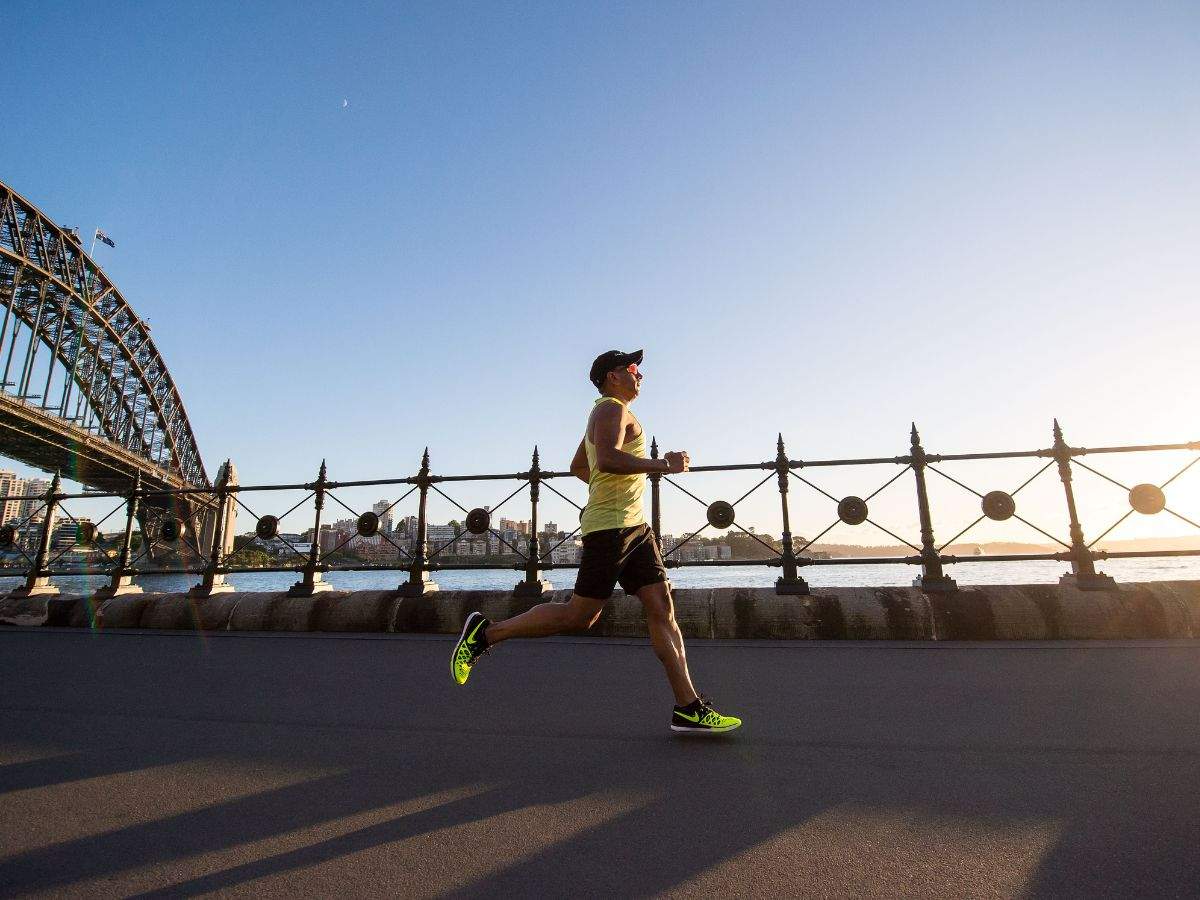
[451,349,741,735]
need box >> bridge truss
[0,180,207,492]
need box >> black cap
[589,349,643,390]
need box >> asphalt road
[1,628,1199,898]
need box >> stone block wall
[4,581,1200,640]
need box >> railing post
[399,448,439,597]
[94,471,145,600]
[12,472,62,597]
[288,460,334,596]
[189,460,235,597]
[910,424,957,593]
[774,433,809,595]
[1053,419,1116,590]
[649,437,662,548]
[515,446,552,597]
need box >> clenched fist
[664,450,690,474]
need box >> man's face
[607,362,642,399]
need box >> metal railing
[2,420,1198,597]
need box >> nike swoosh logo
[466,619,484,643]
[675,711,700,723]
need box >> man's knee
[568,608,602,630]
[565,596,604,630]
[638,581,676,624]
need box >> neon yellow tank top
[581,396,647,535]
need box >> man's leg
[485,593,606,645]
[636,580,699,707]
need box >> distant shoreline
[810,536,1200,557]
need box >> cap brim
[625,349,644,366]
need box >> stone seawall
[3,581,1200,639]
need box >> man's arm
[570,439,589,483]
[592,402,678,475]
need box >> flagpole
[89,230,97,259]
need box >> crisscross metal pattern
[788,466,921,554]
[662,471,779,562]
[928,461,1068,552]
[1069,457,1200,548]
[5,424,1199,596]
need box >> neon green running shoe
[671,695,742,735]
[451,611,492,685]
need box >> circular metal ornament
[256,515,279,540]
[837,496,869,526]
[357,511,380,537]
[0,525,15,547]
[159,519,180,543]
[78,522,98,545]
[981,490,1016,521]
[1129,483,1166,515]
[706,500,735,530]
[465,507,491,535]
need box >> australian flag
[94,229,116,248]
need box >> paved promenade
[2,628,1199,897]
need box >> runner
[451,349,741,735]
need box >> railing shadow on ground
[2,631,1198,895]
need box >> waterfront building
[51,517,91,551]
[487,527,526,556]
[318,524,337,553]
[0,471,23,525]
[427,524,458,546]
[549,539,582,564]
[451,538,488,556]
[346,534,395,561]
[18,478,51,523]
[371,500,394,533]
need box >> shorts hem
[619,571,668,596]
[572,583,617,601]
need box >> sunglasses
[604,362,641,384]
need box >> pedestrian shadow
[0,747,198,796]
[0,761,483,894]
[0,729,824,897]
[126,784,648,898]
[7,633,1200,896]
[8,730,1199,897]
[120,740,833,899]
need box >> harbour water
[2,556,1197,596]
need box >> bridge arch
[0,180,207,489]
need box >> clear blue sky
[4,1,1199,542]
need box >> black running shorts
[574,523,668,599]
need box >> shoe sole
[670,722,741,735]
[451,612,484,685]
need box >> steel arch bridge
[0,180,207,495]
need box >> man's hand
[569,439,589,483]
[664,450,690,474]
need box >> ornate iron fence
[2,421,1198,598]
